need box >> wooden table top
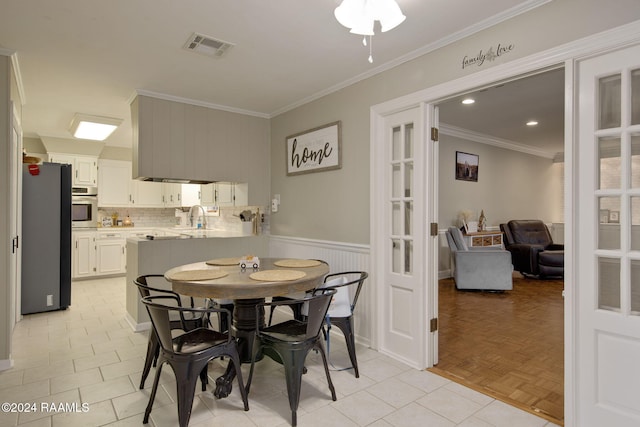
[165,258,330,300]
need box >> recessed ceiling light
[526,120,539,126]
[462,98,475,105]
[69,113,122,141]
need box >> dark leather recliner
[500,220,564,279]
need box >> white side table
[463,231,504,248]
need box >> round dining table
[164,257,330,398]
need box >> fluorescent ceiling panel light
[69,114,122,141]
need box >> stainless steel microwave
[71,187,97,228]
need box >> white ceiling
[438,67,565,156]
[0,0,556,150]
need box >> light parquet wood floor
[430,275,564,425]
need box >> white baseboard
[125,312,151,333]
[0,358,14,372]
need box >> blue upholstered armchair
[445,227,513,291]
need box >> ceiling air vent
[184,33,234,58]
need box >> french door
[576,43,640,426]
[376,106,433,368]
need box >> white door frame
[370,20,640,427]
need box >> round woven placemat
[273,259,322,268]
[205,257,242,266]
[168,269,228,281]
[249,270,306,282]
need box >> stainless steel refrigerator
[21,162,72,314]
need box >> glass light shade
[334,0,363,29]
[69,114,122,141]
[350,18,375,36]
[378,0,406,32]
[335,0,405,34]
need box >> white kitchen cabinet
[200,182,246,207]
[98,159,132,207]
[131,180,164,207]
[96,231,126,275]
[233,183,248,206]
[216,183,234,206]
[200,183,215,206]
[73,230,128,278]
[72,230,96,278]
[49,153,98,187]
[180,184,201,206]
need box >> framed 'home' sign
[286,121,341,176]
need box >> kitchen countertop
[127,227,257,241]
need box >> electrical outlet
[46,295,53,306]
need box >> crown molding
[439,123,557,159]
[129,89,270,119]
[269,0,551,118]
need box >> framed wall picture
[455,151,479,182]
[286,121,341,176]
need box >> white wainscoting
[269,235,372,347]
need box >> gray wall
[270,0,640,245]
[438,134,562,229]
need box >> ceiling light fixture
[69,114,122,141]
[334,0,406,63]
[462,98,475,105]
[526,120,539,126]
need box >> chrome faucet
[188,205,207,229]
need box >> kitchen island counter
[127,227,255,241]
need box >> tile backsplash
[97,206,268,233]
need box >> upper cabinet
[98,159,132,206]
[98,159,204,208]
[131,94,270,198]
[49,153,98,187]
[200,182,248,207]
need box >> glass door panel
[632,260,640,314]
[389,120,415,278]
[594,67,640,316]
[632,69,640,125]
[599,74,621,129]
[404,124,414,159]
[599,196,621,250]
[598,257,621,311]
[599,137,621,189]
[632,197,640,251]
[632,134,640,188]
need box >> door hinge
[431,127,439,141]
[430,223,439,236]
[430,318,438,332]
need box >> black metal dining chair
[320,271,368,378]
[266,271,369,378]
[141,294,249,427]
[133,275,208,390]
[245,288,337,427]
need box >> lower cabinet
[96,232,126,275]
[72,230,126,278]
[73,231,96,279]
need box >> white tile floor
[0,277,561,427]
